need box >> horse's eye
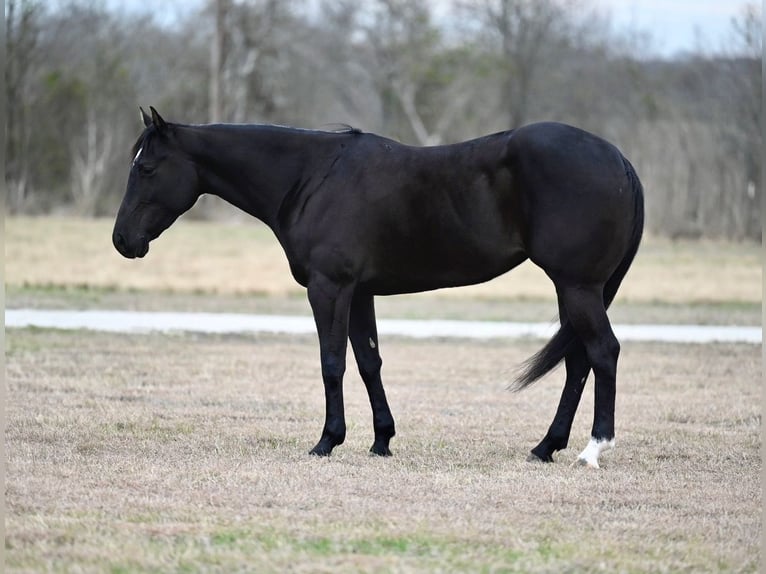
[138,164,156,176]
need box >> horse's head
[112,107,200,258]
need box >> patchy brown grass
[5,216,762,304]
[6,328,760,573]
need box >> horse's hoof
[527,449,554,463]
[573,437,613,469]
[369,445,392,457]
[526,452,550,463]
[308,449,331,457]
[309,443,333,457]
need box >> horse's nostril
[113,232,126,252]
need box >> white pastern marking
[575,437,615,469]
[132,146,143,166]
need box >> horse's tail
[511,155,645,391]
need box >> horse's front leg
[349,292,396,456]
[306,274,355,456]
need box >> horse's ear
[140,107,152,128]
[149,106,168,133]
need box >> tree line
[6,0,762,240]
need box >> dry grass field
[5,216,762,305]
[5,328,761,573]
[4,215,763,572]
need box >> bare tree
[4,0,760,239]
[205,0,299,124]
[727,2,762,239]
[364,0,474,144]
[302,0,375,126]
[70,108,114,215]
[209,0,229,122]
[6,0,43,212]
[467,0,583,127]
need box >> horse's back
[507,122,627,185]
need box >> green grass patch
[110,528,531,573]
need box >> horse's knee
[358,354,382,381]
[321,353,346,381]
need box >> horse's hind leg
[349,292,396,455]
[528,314,590,462]
[557,283,620,469]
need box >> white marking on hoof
[574,437,615,469]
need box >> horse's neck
[183,125,306,228]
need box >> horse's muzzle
[113,231,149,259]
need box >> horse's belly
[363,245,527,296]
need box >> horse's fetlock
[324,423,346,445]
[376,422,396,441]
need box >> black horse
[113,107,643,468]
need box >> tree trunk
[209,0,228,122]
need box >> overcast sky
[103,0,752,59]
[592,0,749,56]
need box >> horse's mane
[258,122,362,135]
[129,121,361,160]
[320,123,362,135]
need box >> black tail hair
[511,156,645,391]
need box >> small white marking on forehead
[132,146,143,165]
